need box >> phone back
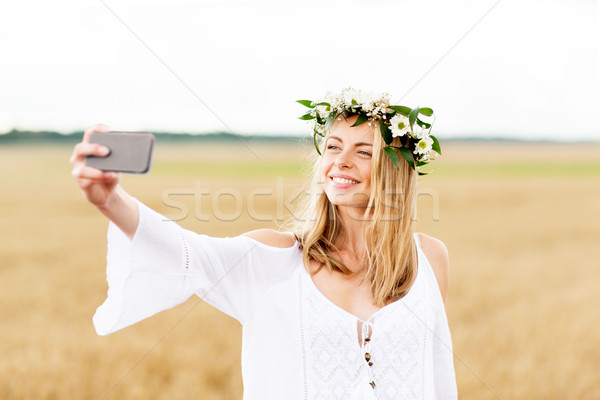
[86,131,155,174]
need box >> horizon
[1,128,599,143]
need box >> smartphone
[85,131,156,174]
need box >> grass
[433,161,600,178]
[0,141,599,399]
[152,160,306,178]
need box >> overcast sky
[0,0,598,140]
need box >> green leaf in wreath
[298,111,315,120]
[431,135,442,155]
[316,113,325,125]
[389,106,411,116]
[325,112,337,130]
[397,146,416,170]
[313,102,331,110]
[408,107,420,129]
[351,113,369,127]
[296,100,314,108]
[416,118,431,129]
[379,120,393,145]
[383,146,399,169]
[418,107,434,117]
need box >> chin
[325,191,370,208]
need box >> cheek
[360,161,373,185]
[318,155,334,176]
[317,161,328,184]
[363,176,372,191]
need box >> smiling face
[319,115,375,210]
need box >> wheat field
[0,140,599,399]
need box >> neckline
[299,248,421,324]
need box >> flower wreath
[297,88,441,174]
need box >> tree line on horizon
[0,129,302,144]
[0,129,566,144]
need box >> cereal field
[0,140,599,399]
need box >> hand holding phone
[71,125,142,237]
[85,131,155,174]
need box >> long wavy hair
[291,117,418,306]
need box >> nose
[334,151,352,168]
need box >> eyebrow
[327,135,373,147]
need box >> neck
[334,205,370,273]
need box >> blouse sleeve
[93,199,297,336]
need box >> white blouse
[93,200,458,400]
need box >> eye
[327,145,340,151]
[358,150,372,157]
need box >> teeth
[332,177,359,184]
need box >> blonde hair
[291,119,418,306]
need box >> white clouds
[0,0,598,139]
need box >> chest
[308,260,381,323]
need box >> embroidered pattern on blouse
[298,271,309,400]
[298,255,432,400]
[369,273,429,399]
[299,271,365,399]
[177,228,191,295]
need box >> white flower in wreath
[415,136,434,155]
[371,105,383,118]
[343,88,359,106]
[389,115,411,138]
[316,106,329,120]
[362,100,375,112]
[410,124,427,140]
[330,98,342,112]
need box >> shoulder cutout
[244,229,296,249]
[417,233,450,305]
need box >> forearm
[97,185,139,240]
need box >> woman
[70,88,457,399]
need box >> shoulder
[417,233,450,305]
[243,229,296,249]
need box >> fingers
[77,174,119,191]
[74,171,119,193]
[71,124,118,205]
[72,165,118,181]
[71,123,110,165]
[82,123,110,143]
[70,142,110,167]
